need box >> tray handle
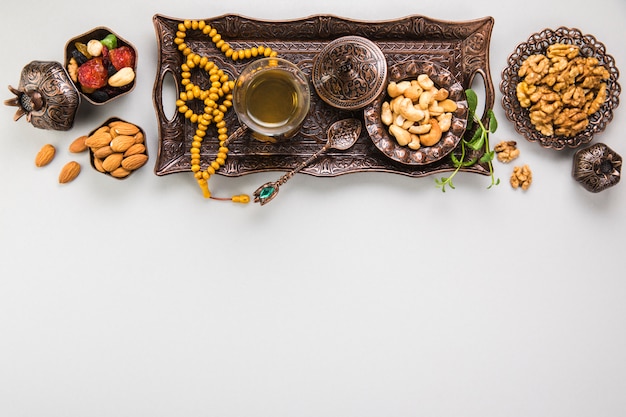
[153,67,179,125]
[466,65,495,125]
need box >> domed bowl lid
[312,36,388,110]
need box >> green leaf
[465,89,478,114]
[487,109,498,133]
[466,130,485,151]
[479,150,495,163]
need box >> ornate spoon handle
[253,143,330,205]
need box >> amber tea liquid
[244,69,301,129]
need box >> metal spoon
[253,118,362,205]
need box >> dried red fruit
[108,46,135,71]
[77,58,108,89]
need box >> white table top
[1,1,625,416]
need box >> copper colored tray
[152,14,495,177]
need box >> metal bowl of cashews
[364,59,468,165]
[500,27,620,150]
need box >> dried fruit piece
[58,161,81,183]
[69,136,88,153]
[108,46,135,71]
[85,131,112,149]
[100,34,117,50]
[35,144,56,167]
[77,57,108,89]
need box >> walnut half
[494,140,520,163]
[510,164,533,190]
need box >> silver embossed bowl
[364,60,468,166]
[500,27,620,150]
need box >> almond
[110,135,136,153]
[110,121,140,136]
[35,144,56,167]
[58,161,81,183]
[110,166,131,178]
[93,145,114,159]
[92,156,106,173]
[102,153,124,172]
[123,143,146,157]
[69,136,88,153]
[121,153,148,171]
[133,131,144,144]
[85,131,112,149]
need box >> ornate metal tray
[152,14,494,177]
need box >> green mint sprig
[435,89,500,192]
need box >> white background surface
[1,1,625,416]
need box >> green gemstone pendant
[253,181,280,205]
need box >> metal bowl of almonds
[64,26,138,105]
[86,117,148,179]
[363,60,468,165]
[500,27,620,150]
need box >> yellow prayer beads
[174,19,277,201]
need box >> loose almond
[69,136,88,153]
[123,143,146,157]
[102,153,124,172]
[35,144,56,167]
[121,153,148,171]
[110,135,136,153]
[58,161,81,183]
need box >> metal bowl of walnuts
[500,27,620,150]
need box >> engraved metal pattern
[572,142,622,192]
[7,61,80,131]
[312,36,387,110]
[500,27,621,150]
[152,14,494,178]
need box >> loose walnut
[510,164,532,190]
[494,141,520,163]
[515,44,610,138]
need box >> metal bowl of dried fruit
[363,60,468,165]
[64,27,138,105]
[500,27,620,150]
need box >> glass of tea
[233,57,310,142]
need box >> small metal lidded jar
[4,60,80,131]
[311,35,388,111]
[572,142,622,192]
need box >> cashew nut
[404,85,424,101]
[381,102,393,125]
[440,99,458,113]
[437,113,452,132]
[387,80,411,98]
[418,90,433,110]
[432,88,449,101]
[398,97,425,122]
[417,74,434,90]
[408,123,432,135]
[389,124,411,146]
[108,67,136,87]
[408,134,421,150]
[419,119,442,146]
